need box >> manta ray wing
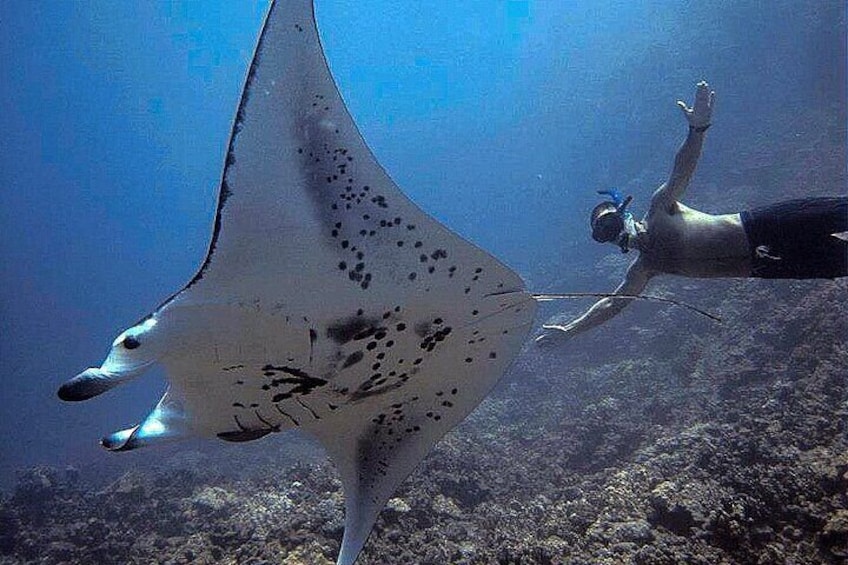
[59,1,536,563]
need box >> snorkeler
[538,80,847,343]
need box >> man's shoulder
[646,193,679,218]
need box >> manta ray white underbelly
[58,1,536,563]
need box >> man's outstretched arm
[651,81,715,213]
[536,259,652,344]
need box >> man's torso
[638,202,751,278]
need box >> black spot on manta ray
[342,351,364,368]
[262,365,325,383]
[267,368,327,399]
[418,326,452,352]
[349,376,406,401]
[326,315,380,344]
[218,429,271,443]
[414,321,431,337]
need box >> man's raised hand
[677,80,715,131]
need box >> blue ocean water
[0,0,844,492]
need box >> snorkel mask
[590,189,634,253]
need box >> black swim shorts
[741,196,847,279]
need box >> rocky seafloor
[1,273,846,564]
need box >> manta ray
[59,1,536,563]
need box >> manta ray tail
[532,292,722,322]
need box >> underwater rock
[385,497,411,514]
[45,540,76,562]
[430,493,464,519]
[313,496,345,537]
[190,485,237,515]
[381,497,412,529]
[648,480,700,535]
[436,475,491,510]
[280,540,335,565]
[99,471,148,503]
[0,506,17,555]
[63,465,80,488]
[602,519,654,544]
[12,466,62,504]
[821,509,848,557]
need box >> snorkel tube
[597,188,630,211]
